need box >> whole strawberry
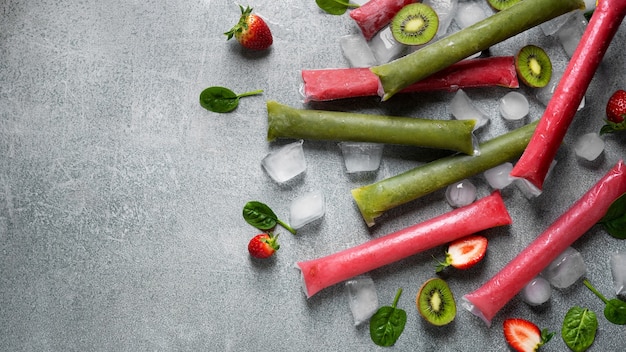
[600,89,626,134]
[225,5,273,51]
[248,233,279,259]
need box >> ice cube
[610,251,626,297]
[424,0,458,38]
[368,26,407,64]
[499,92,529,121]
[339,142,384,173]
[454,1,487,29]
[540,12,574,36]
[262,140,306,183]
[574,132,604,162]
[520,276,552,306]
[289,190,325,229]
[484,162,514,190]
[554,11,588,58]
[449,89,489,129]
[536,69,585,110]
[541,247,586,289]
[340,34,378,68]
[445,179,476,208]
[345,275,379,326]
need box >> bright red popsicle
[463,160,626,327]
[349,0,416,40]
[296,191,512,298]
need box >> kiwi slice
[515,44,553,88]
[390,3,439,45]
[416,277,456,326]
[487,0,522,12]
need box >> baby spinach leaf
[199,86,263,113]
[243,201,296,234]
[315,0,359,15]
[598,192,626,239]
[369,288,407,347]
[583,279,626,325]
[561,306,597,352]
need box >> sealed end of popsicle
[294,262,312,298]
[461,296,492,327]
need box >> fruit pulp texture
[463,160,626,326]
[301,56,518,102]
[510,0,626,190]
[296,191,512,298]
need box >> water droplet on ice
[445,179,476,208]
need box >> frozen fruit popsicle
[301,56,518,102]
[297,191,512,298]
[463,160,626,327]
[349,0,417,40]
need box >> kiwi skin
[416,277,457,326]
[515,44,553,88]
[391,3,439,46]
[487,0,522,11]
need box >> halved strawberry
[503,318,554,352]
[436,235,488,272]
[224,5,273,51]
[248,233,279,259]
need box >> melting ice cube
[368,26,407,64]
[484,162,514,190]
[536,69,586,111]
[520,276,552,306]
[574,132,604,162]
[540,12,574,36]
[424,0,458,38]
[445,179,476,208]
[541,246,586,289]
[340,34,378,68]
[454,1,487,29]
[289,190,325,230]
[499,92,529,121]
[262,140,306,183]
[554,11,588,58]
[449,89,489,129]
[345,275,379,326]
[339,142,384,173]
[610,251,626,297]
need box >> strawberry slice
[503,318,554,352]
[436,235,488,272]
[248,233,280,259]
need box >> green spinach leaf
[199,86,262,113]
[583,279,626,325]
[315,0,359,15]
[369,288,407,347]
[598,192,626,239]
[243,201,296,234]
[561,306,597,352]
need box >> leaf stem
[277,219,297,235]
[391,288,403,308]
[237,89,263,98]
[583,279,610,304]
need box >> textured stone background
[1,0,625,351]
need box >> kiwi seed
[515,44,553,88]
[390,3,439,46]
[487,0,522,12]
[416,277,456,326]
